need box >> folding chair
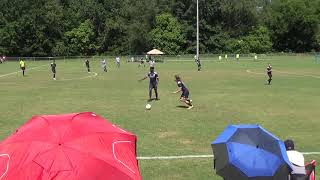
[305,160,316,180]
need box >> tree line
[0,0,319,56]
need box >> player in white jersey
[116,57,120,68]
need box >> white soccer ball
[145,104,151,110]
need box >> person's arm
[139,74,148,82]
[173,87,182,94]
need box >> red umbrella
[0,112,142,180]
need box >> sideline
[138,152,320,160]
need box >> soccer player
[116,56,120,68]
[139,67,159,101]
[85,59,90,72]
[195,55,201,71]
[51,60,57,80]
[236,54,240,61]
[138,58,145,68]
[19,59,26,76]
[149,58,155,68]
[101,59,107,72]
[267,63,272,85]
[173,75,193,109]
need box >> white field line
[138,152,320,160]
[0,64,47,78]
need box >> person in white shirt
[116,57,120,68]
[149,58,155,68]
[285,139,307,180]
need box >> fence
[2,53,319,62]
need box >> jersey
[20,61,25,68]
[101,60,107,66]
[148,72,158,85]
[287,150,306,175]
[267,66,272,74]
[177,81,188,93]
[85,60,90,67]
[51,63,56,72]
[116,57,120,63]
[149,60,155,67]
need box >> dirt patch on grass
[158,131,178,138]
[181,139,193,145]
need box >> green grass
[0,56,319,179]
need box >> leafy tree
[149,13,186,55]
[64,19,96,55]
[1,0,319,55]
[265,0,320,52]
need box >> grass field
[0,55,319,179]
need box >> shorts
[52,69,56,74]
[268,72,272,78]
[21,67,25,71]
[149,83,158,90]
[181,90,189,99]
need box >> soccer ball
[145,104,151,110]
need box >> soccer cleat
[53,78,56,80]
[188,105,194,110]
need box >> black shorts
[21,67,25,71]
[181,90,189,98]
[268,72,272,78]
[52,69,56,74]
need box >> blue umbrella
[212,125,292,180]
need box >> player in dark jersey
[85,59,90,72]
[139,67,159,101]
[195,55,201,71]
[267,63,272,85]
[51,60,57,80]
[173,75,193,109]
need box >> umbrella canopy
[147,49,164,55]
[0,112,142,180]
[212,125,292,180]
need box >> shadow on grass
[176,105,188,109]
[147,98,160,102]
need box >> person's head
[268,63,271,66]
[174,75,181,82]
[284,139,295,151]
[150,67,155,73]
